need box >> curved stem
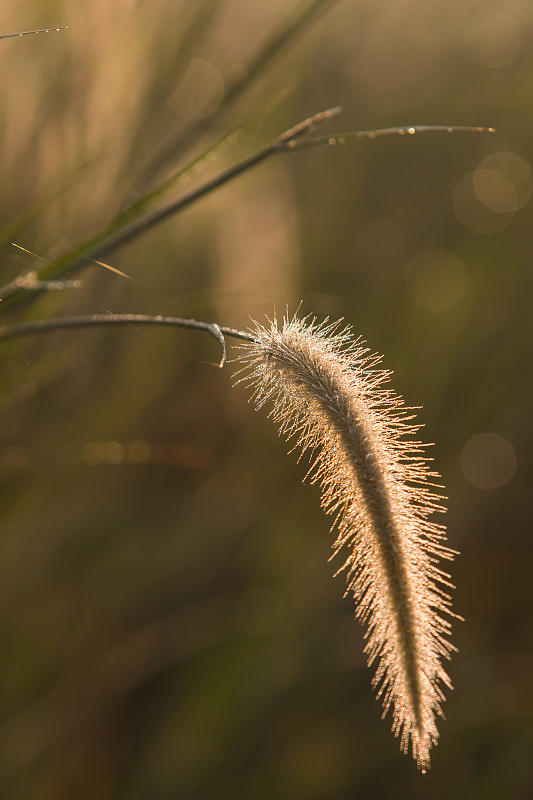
[0,313,254,368]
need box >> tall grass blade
[137,0,342,187]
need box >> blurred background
[0,1,532,798]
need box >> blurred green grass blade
[0,0,341,309]
[0,128,254,307]
[0,156,106,247]
[125,0,223,181]
[50,107,339,266]
[0,91,310,311]
[138,0,343,188]
[120,84,294,225]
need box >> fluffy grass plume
[236,314,458,770]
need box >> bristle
[235,314,458,769]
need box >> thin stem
[0,313,254,368]
[0,27,68,41]
[289,124,495,149]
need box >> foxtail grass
[236,314,458,770]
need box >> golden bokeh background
[0,1,532,798]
